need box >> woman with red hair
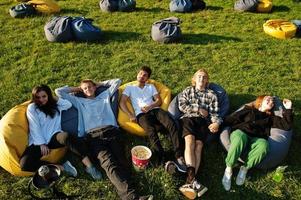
[222,96,293,191]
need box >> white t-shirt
[123,84,158,116]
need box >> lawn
[0,0,301,199]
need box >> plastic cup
[131,145,152,172]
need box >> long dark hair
[31,85,58,118]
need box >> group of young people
[19,66,293,200]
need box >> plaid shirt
[178,86,222,125]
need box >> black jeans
[137,108,182,158]
[87,126,138,200]
[20,132,89,172]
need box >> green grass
[1,0,301,199]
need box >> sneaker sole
[197,187,208,197]
[179,187,197,199]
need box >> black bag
[71,17,102,42]
[234,0,259,12]
[169,0,192,13]
[44,16,73,42]
[99,0,119,12]
[151,17,182,43]
[191,0,206,10]
[9,3,36,18]
[118,0,136,11]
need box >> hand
[283,99,292,109]
[208,123,219,133]
[129,114,137,123]
[199,108,208,118]
[141,105,152,113]
[40,144,50,156]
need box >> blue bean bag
[219,97,293,169]
[99,0,118,12]
[61,85,119,135]
[234,0,258,12]
[118,0,136,11]
[71,17,102,42]
[168,83,230,143]
[9,3,36,18]
[151,17,182,43]
[169,0,192,13]
[44,16,73,42]
[291,20,301,37]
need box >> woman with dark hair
[222,95,293,191]
[20,85,102,180]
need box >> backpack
[151,17,182,43]
[71,17,102,42]
[169,0,192,13]
[118,0,136,12]
[99,0,119,12]
[234,0,259,12]
[9,3,36,18]
[44,16,73,42]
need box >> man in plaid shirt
[178,69,222,199]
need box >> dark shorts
[180,117,210,142]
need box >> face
[35,91,48,106]
[261,96,274,111]
[80,82,96,98]
[194,71,208,89]
[137,70,149,83]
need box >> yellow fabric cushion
[118,80,171,137]
[0,102,66,176]
[263,19,297,39]
[28,0,60,14]
[257,0,272,13]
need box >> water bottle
[272,165,287,183]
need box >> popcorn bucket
[131,145,152,172]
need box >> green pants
[225,129,269,169]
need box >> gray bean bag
[118,0,136,11]
[61,85,119,135]
[151,17,182,43]
[169,0,192,13]
[44,16,73,42]
[234,0,258,12]
[99,0,119,12]
[9,3,36,18]
[219,97,293,169]
[71,17,102,42]
[168,83,230,144]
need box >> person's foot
[222,168,232,191]
[165,161,176,175]
[62,161,77,177]
[86,166,102,180]
[175,156,187,173]
[179,184,197,200]
[138,195,153,200]
[236,166,248,186]
[192,180,208,197]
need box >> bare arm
[120,94,136,122]
[141,94,162,113]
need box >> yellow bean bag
[118,80,171,137]
[257,0,272,13]
[28,0,60,14]
[263,19,297,39]
[0,102,66,176]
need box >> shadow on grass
[206,5,224,11]
[273,5,290,12]
[102,30,143,42]
[181,33,242,45]
[136,7,166,13]
[227,93,256,112]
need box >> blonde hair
[80,79,96,87]
[191,69,209,86]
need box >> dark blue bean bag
[234,0,258,12]
[99,0,119,12]
[118,0,136,11]
[9,3,36,18]
[219,97,293,169]
[44,16,73,42]
[168,83,230,144]
[61,85,119,135]
[71,17,102,42]
[169,0,192,13]
[291,20,301,37]
[151,17,182,43]
[191,0,206,10]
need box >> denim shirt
[55,79,121,137]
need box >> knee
[56,132,69,145]
[255,140,269,154]
[231,130,248,143]
[20,157,33,172]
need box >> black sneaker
[175,157,187,173]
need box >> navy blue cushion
[291,20,301,37]
[99,0,119,12]
[71,17,102,42]
[118,0,136,11]
[9,3,36,18]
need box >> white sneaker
[192,180,208,197]
[236,166,248,186]
[222,169,232,191]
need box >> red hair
[254,95,272,115]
